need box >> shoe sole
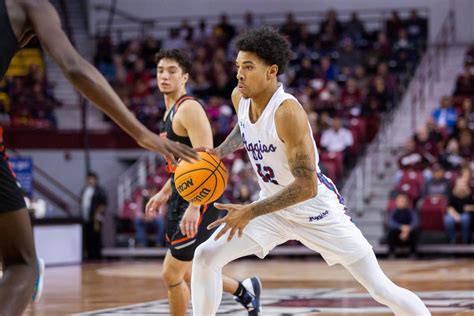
[32,258,45,303]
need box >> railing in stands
[9,149,80,217]
[117,153,165,214]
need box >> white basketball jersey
[237,83,324,199]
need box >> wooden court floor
[24,257,474,316]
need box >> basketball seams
[205,153,228,184]
[174,167,214,182]
[202,172,218,204]
[207,154,228,185]
[181,160,222,199]
[175,153,228,203]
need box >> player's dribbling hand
[145,190,170,216]
[137,132,199,163]
[194,147,220,159]
[208,203,254,242]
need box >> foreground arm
[23,0,197,161]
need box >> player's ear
[267,65,278,79]
[183,72,189,84]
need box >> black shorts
[0,130,27,213]
[166,177,221,261]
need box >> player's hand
[194,147,220,159]
[179,205,200,237]
[145,190,170,216]
[137,132,199,163]
[208,203,254,242]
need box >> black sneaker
[234,276,262,316]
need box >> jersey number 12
[256,163,279,185]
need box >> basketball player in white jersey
[191,28,430,316]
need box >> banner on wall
[9,156,33,197]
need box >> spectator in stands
[320,9,343,40]
[393,28,417,72]
[293,57,315,87]
[404,9,428,48]
[386,193,419,258]
[387,193,419,258]
[432,96,458,134]
[194,19,212,44]
[235,184,252,204]
[214,14,236,47]
[440,138,465,171]
[297,23,317,48]
[398,138,431,172]
[126,58,151,88]
[454,64,474,96]
[372,32,392,63]
[280,12,301,46]
[353,65,368,90]
[162,28,186,50]
[386,10,403,41]
[365,76,391,114]
[458,130,473,159]
[422,163,450,197]
[318,56,338,81]
[344,12,366,43]
[134,188,165,247]
[376,62,397,93]
[320,117,353,158]
[337,38,363,70]
[414,124,439,158]
[142,37,161,69]
[81,171,107,260]
[444,179,474,244]
[122,40,142,70]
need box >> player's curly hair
[155,49,192,74]
[235,27,292,75]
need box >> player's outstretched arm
[248,99,318,218]
[22,0,197,162]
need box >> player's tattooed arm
[249,100,317,218]
[215,124,244,158]
[214,86,245,158]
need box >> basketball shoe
[235,276,262,316]
[32,258,45,303]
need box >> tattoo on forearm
[250,151,316,218]
[216,124,243,157]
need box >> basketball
[174,151,228,205]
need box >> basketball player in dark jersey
[0,1,197,315]
[145,49,261,316]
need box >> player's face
[235,51,278,98]
[156,59,188,94]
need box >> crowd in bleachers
[1,42,60,129]
[387,47,474,255]
[107,9,429,247]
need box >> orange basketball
[174,152,228,205]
